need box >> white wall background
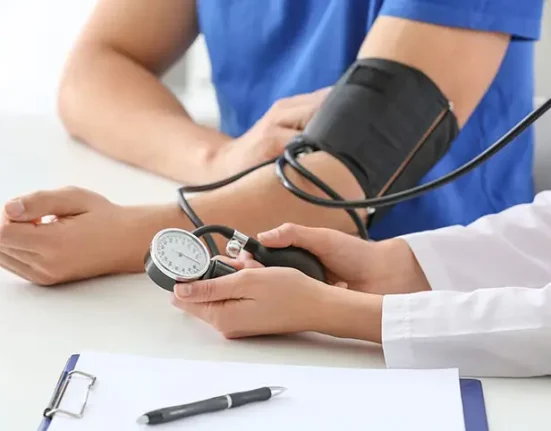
[0,0,549,118]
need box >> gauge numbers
[154,230,209,278]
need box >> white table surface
[0,114,550,431]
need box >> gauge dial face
[151,229,210,280]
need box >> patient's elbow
[57,74,82,139]
[56,47,98,141]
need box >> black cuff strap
[301,57,459,225]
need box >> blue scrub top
[196,0,545,239]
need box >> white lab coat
[381,191,551,377]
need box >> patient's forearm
[58,44,230,183]
[191,152,366,238]
[122,152,364,272]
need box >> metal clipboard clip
[43,370,97,419]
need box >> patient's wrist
[119,203,194,272]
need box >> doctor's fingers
[214,255,263,270]
[170,297,250,339]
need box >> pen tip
[269,386,287,397]
[136,415,149,425]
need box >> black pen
[136,386,286,425]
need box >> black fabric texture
[302,58,459,224]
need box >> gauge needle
[174,250,200,265]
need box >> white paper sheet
[47,351,465,431]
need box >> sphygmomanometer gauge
[145,228,211,291]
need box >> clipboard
[37,354,489,431]
[38,355,95,431]
[460,379,489,431]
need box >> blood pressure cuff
[301,58,459,225]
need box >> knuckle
[61,185,80,193]
[31,190,48,202]
[319,227,345,246]
[236,268,255,284]
[259,124,277,143]
[279,222,298,236]
[61,185,107,206]
[200,279,216,300]
[210,308,230,331]
[61,185,87,199]
[271,98,290,112]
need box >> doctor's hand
[246,223,431,295]
[0,187,169,285]
[171,266,383,341]
[210,88,331,178]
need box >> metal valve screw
[225,239,242,258]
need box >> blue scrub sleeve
[379,0,545,40]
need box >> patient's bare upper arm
[358,16,510,127]
[73,0,198,75]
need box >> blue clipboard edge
[37,354,81,431]
[36,356,487,431]
[460,378,489,431]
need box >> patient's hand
[0,187,170,285]
[210,88,331,178]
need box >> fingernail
[5,199,25,218]
[175,284,193,298]
[258,229,277,241]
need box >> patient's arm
[124,15,511,269]
[176,17,509,230]
[0,15,512,283]
[359,16,509,127]
[58,0,231,183]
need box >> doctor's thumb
[258,223,321,252]
[174,279,234,303]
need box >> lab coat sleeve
[381,283,551,377]
[399,191,551,292]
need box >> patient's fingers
[0,251,35,283]
[0,246,39,266]
[0,221,47,252]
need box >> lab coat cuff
[381,294,416,369]
[399,232,456,292]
